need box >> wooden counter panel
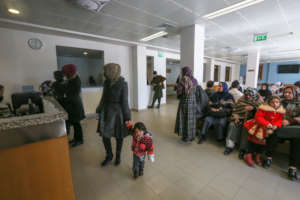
[0,136,75,200]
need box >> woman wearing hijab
[61,64,86,147]
[198,82,234,144]
[97,63,131,167]
[258,83,272,102]
[271,81,283,96]
[224,88,262,155]
[266,86,300,180]
[175,66,199,142]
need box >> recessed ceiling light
[83,51,88,55]
[140,31,168,42]
[8,8,20,15]
[203,0,264,20]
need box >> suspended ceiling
[1,0,300,63]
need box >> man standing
[148,71,166,109]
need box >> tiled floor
[69,97,300,200]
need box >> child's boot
[244,153,255,167]
[255,153,262,166]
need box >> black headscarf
[258,83,272,100]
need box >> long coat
[97,77,131,139]
[175,86,208,140]
[64,75,85,123]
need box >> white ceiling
[1,0,300,62]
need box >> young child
[131,122,154,179]
[243,96,285,167]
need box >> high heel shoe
[288,168,298,181]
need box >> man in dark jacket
[97,63,131,167]
[62,64,85,147]
[148,71,166,109]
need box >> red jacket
[132,132,154,155]
[244,104,285,145]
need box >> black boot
[263,158,272,169]
[224,147,233,155]
[101,156,113,167]
[238,150,245,160]
[198,135,206,144]
[102,138,113,167]
[288,168,298,181]
[115,139,123,166]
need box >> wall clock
[28,38,43,50]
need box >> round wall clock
[28,38,43,50]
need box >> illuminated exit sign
[253,33,268,42]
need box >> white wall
[0,27,133,114]
[146,49,180,106]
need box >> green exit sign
[254,33,268,42]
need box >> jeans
[201,116,227,140]
[133,154,145,174]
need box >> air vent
[73,0,110,13]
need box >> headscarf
[177,66,198,95]
[244,87,259,102]
[281,86,298,107]
[104,63,121,83]
[258,83,271,99]
[62,64,77,78]
[212,82,233,102]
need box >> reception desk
[0,97,75,200]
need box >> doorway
[166,59,181,100]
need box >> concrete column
[219,64,226,82]
[245,49,261,88]
[132,45,147,110]
[180,24,205,84]
[205,58,215,82]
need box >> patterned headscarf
[104,63,121,82]
[177,66,198,96]
[244,87,259,102]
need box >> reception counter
[0,97,75,200]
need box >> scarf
[177,66,198,96]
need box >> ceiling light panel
[140,31,168,42]
[203,0,265,19]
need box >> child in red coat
[243,96,285,167]
[131,122,154,179]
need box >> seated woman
[270,86,300,181]
[198,82,234,144]
[224,88,262,155]
[258,83,272,102]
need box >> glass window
[56,46,104,88]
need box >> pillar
[180,24,205,84]
[245,49,260,88]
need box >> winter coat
[244,104,285,145]
[132,132,154,155]
[97,77,131,138]
[64,75,85,123]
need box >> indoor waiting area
[1,0,300,200]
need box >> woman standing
[97,63,131,167]
[175,66,199,142]
[61,64,86,147]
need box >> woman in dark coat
[62,64,85,147]
[198,82,234,143]
[97,63,131,167]
[258,83,272,102]
[175,66,200,142]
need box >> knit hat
[62,64,77,78]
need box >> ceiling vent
[72,0,111,13]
